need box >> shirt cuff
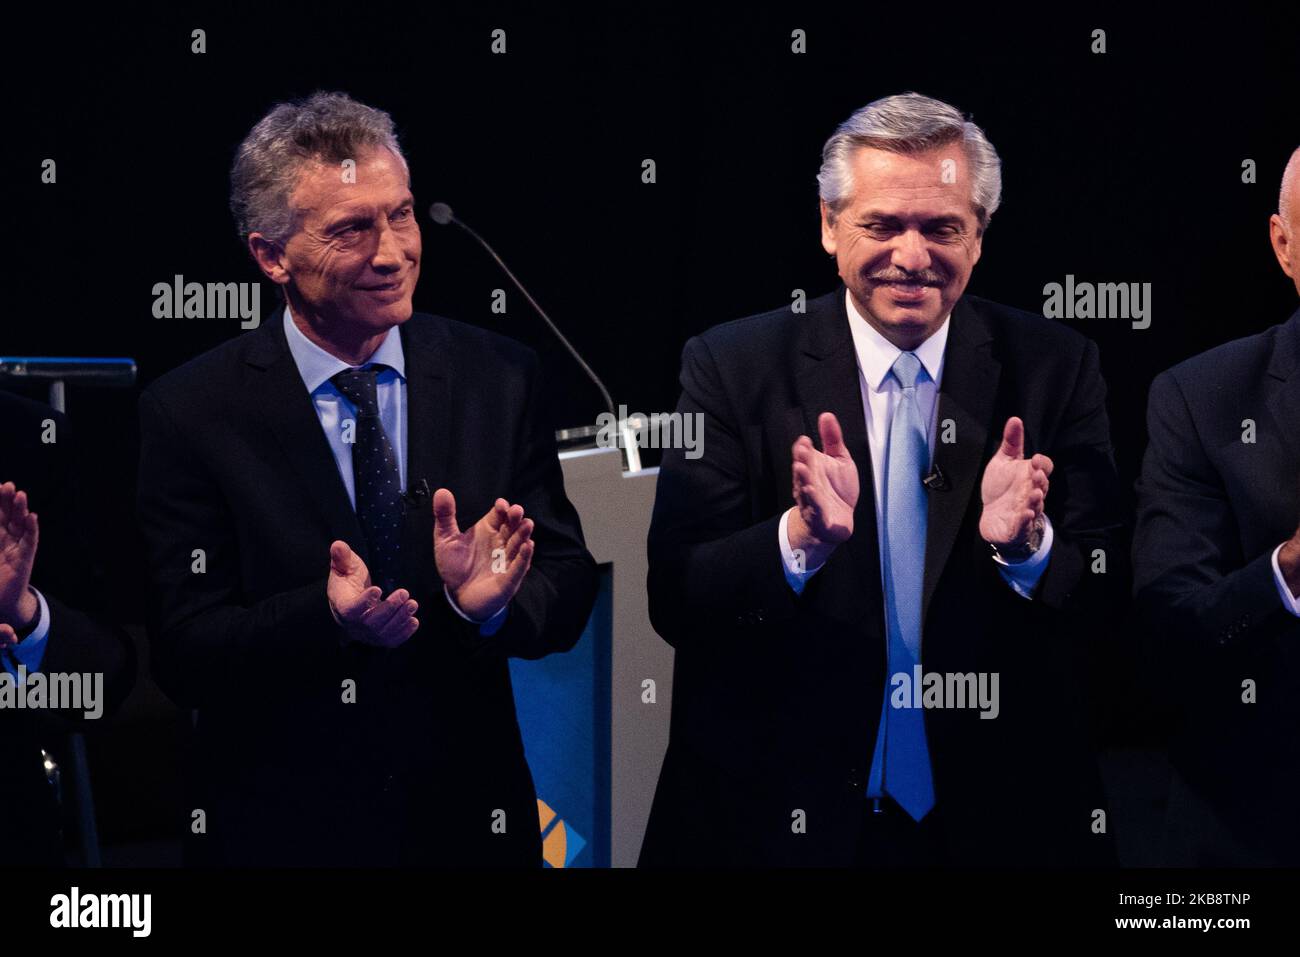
[1271,542,1300,616]
[991,515,1054,600]
[444,583,509,636]
[4,587,51,680]
[779,508,826,596]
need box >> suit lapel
[397,315,452,588]
[794,288,883,626]
[1266,308,1300,471]
[244,303,369,561]
[921,297,999,630]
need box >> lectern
[508,445,672,868]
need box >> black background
[9,1,1300,860]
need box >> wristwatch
[990,515,1045,563]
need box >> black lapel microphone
[923,464,949,491]
[402,477,431,508]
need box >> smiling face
[253,145,421,338]
[821,144,984,350]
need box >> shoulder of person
[1157,313,1296,399]
[689,288,839,365]
[961,293,1094,360]
[411,311,539,374]
[142,321,265,412]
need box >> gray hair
[230,91,408,246]
[817,92,1002,233]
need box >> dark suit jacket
[0,390,135,866]
[640,286,1123,867]
[1133,306,1300,865]
[136,305,597,867]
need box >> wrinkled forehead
[843,145,977,218]
[289,147,412,219]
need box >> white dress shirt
[1270,544,1300,616]
[779,289,1054,599]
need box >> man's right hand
[0,481,40,632]
[1278,525,1300,600]
[787,412,860,569]
[327,540,419,648]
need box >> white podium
[557,446,670,868]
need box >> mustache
[866,269,947,286]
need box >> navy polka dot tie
[331,365,403,595]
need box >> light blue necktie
[866,350,936,821]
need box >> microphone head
[428,202,454,225]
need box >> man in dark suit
[1133,145,1300,866]
[640,93,1123,867]
[136,92,597,866]
[1,391,135,866]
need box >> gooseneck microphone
[427,202,615,419]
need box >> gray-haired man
[641,92,1124,867]
[136,92,597,866]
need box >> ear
[969,225,984,270]
[1270,213,1294,281]
[819,199,837,256]
[249,233,292,286]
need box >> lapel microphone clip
[922,464,948,491]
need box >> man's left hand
[979,417,1052,551]
[433,489,535,622]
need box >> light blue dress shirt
[1,587,51,682]
[282,304,506,635]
